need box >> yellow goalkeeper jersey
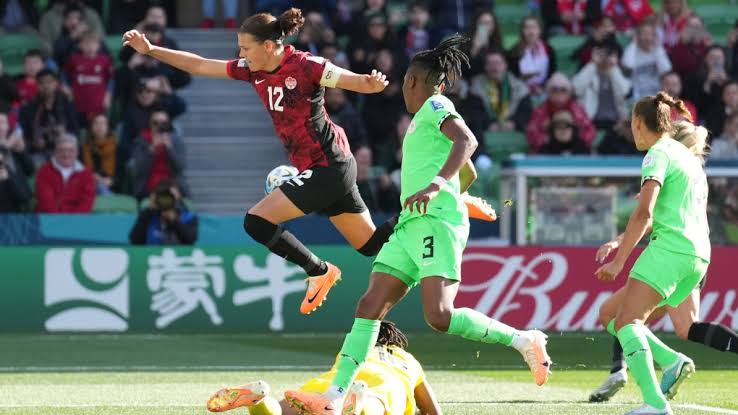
[299,345,426,415]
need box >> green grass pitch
[0,332,736,414]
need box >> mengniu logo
[44,248,129,332]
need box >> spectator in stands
[35,133,95,213]
[0,147,32,212]
[118,78,186,167]
[465,9,503,76]
[508,16,557,95]
[0,111,33,205]
[361,49,404,155]
[293,11,332,55]
[130,110,187,199]
[0,58,19,113]
[398,2,433,63]
[200,0,239,29]
[347,12,400,76]
[622,18,672,100]
[527,72,595,153]
[81,113,117,195]
[539,110,590,155]
[667,14,712,81]
[378,113,410,192]
[63,31,113,126]
[571,16,622,70]
[728,19,738,80]
[19,69,78,163]
[325,88,368,149]
[706,80,738,139]
[0,0,40,33]
[470,50,531,133]
[355,145,379,211]
[711,113,738,160]
[108,0,150,34]
[686,46,729,119]
[53,3,93,66]
[39,0,104,47]
[320,43,349,69]
[659,0,695,50]
[572,45,630,129]
[660,71,697,121]
[446,79,494,165]
[431,0,493,37]
[129,179,198,245]
[541,0,598,36]
[599,0,653,32]
[597,115,640,154]
[14,49,45,106]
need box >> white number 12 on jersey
[267,86,284,112]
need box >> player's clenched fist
[366,69,389,93]
[122,30,153,54]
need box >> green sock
[248,397,281,415]
[607,319,678,368]
[331,318,381,392]
[618,323,668,409]
[448,308,517,346]
[642,326,679,369]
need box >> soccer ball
[265,165,299,195]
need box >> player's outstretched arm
[334,69,388,94]
[122,30,229,79]
[414,380,443,415]
[595,180,660,281]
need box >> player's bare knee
[424,307,452,333]
[599,305,615,329]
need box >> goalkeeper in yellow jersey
[206,321,442,415]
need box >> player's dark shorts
[279,156,367,216]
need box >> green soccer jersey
[398,94,467,226]
[641,137,710,261]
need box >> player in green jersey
[595,93,712,415]
[590,121,738,403]
[283,35,552,415]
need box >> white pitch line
[0,364,542,372]
[1,403,736,413]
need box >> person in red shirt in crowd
[600,0,653,32]
[14,50,45,107]
[526,72,595,153]
[35,134,95,213]
[659,0,696,50]
[508,16,557,95]
[63,31,113,126]
[666,15,712,81]
[130,110,187,199]
[660,71,697,122]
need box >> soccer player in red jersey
[123,8,398,315]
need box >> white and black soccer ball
[265,165,299,195]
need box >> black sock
[610,336,625,373]
[271,229,328,276]
[358,215,398,256]
[688,321,738,353]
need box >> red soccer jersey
[226,46,350,172]
[63,52,113,117]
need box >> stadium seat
[548,35,584,77]
[93,194,138,213]
[485,130,529,162]
[0,33,44,76]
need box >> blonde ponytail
[672,121,709,165]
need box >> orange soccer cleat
[463,193,497,221]
[206,380,269,412]
[300,262,341,315]
[519,330,553,386]
[285,390,338,415]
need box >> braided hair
[409,34,470,91]
[376,320,409,349]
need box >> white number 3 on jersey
[267,86,284,112]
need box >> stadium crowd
[0,0,737,228]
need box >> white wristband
[431,176,447,187]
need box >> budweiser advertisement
[458,247,738,331]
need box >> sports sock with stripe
[608,319,678,368]
[448,308,517,346]
[329,318,381,396]
[617,323,668,410]
[688,322,738,353]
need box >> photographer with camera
[129,179,198,245]
[18,69,79,164]
[129,110,187,199]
